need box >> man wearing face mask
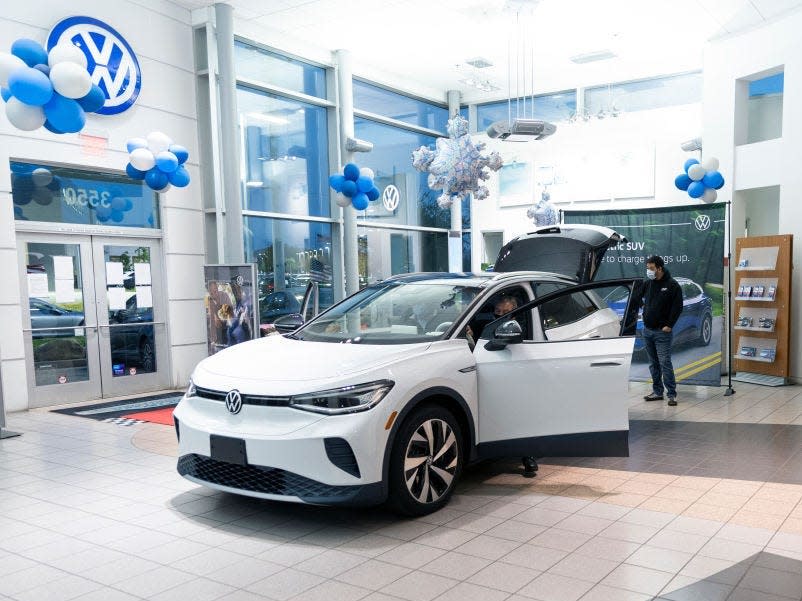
[639,255,683,406]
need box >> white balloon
[50,62,92,99]
[47,43,87,68]
[702,188,717,204]
[0,51,26,88]
[335,194,351,207]
[129,147,155,171]
[701,157,719,172]
[147,131,173,154]
[5,97,45,131]
[32,167,53,187]
[359,167,374,180]
[688,164,706,181]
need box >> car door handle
[590,361,622,367]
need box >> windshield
[292,281,481,344]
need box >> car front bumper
[173,394,389,506]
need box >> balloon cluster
[12,166,61,207]
[675,157,724,203]
[125,132,191,192]
[412,114,503,208]
[0,38,105,134]
[328,163,379,210]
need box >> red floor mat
[122,407,175,426]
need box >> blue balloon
[95,205,112,221]
[683,158,699,174]
[366,186,380,201]
[46,176,61,192]
[341,180,357,198]
[111,197,126,212]
[674,173,692,191]
[343,163,360,181]
[43,119,63,134]
[126,163,146,180]
[1,87,11,102]
[145,168,169,191]
[33,64,50,77]
[155,151,179,173]
[702,170,725,190]
[126,138,148,153]
[687,181,706,199]
[167,165,190,187]
[124,198,133,211]
[356,175,374,193]
[8,67,53,106]
[329,174,346,192]
[11,38,48,68]
[352,193,369,211]
[169,144,189,164]
[76,84,105,113]
[110,210,125,223]
[43,94,85,133]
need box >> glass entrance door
[18,234,168,407]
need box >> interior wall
[0,0,207,411]
[740,186,780,238]
[704,9,802,382]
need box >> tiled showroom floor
[3,382,802,601]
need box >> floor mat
[122,406,175,426]
[51,392,182,423]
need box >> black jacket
[638,268,683,330]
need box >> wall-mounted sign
[47,16,141,115]
[382,185,400,212]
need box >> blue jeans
[643,327,676,398]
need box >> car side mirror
[273,313,304,333]
[484,319,523,351]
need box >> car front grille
[178,454,361,499]
[195,386,290,407]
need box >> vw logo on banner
[47,16,141,115]
[695,214,711,231]
[225,390,243,415]
[382,185,400,212]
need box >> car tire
[698,313,712,346]
[387,405,463,516]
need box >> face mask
[646,269,656,280]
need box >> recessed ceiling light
[570,49,617,64]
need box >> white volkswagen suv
[175,225,640,515]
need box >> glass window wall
[585,72,701,115]
[11,161,159,228]
[476,92,576,132]
[358,227,448,287]
[747,72,783,144]
[244,216,334,322]
[234,41,326,98]
[238,87,330,218]
[353,80,448,131]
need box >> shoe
[643,393,664,401]
[667,397,677,406]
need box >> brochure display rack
[733,234,792,384]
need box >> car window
[540,290,598,331]
[294,281,481,344]
[465,285,532,343]
[681,282,700,299]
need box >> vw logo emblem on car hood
[695,215,711,231]
[47,16,142,115]
[225,390,243,415]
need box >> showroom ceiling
[177,0,802,102]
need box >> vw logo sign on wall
[225,390,243,415]
[47,16,141,115]
[695,215,711,231]
[382,185,400,212]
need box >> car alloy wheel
[699,314,712,346]
[388,406,462,516]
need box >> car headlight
[289,380,394,415]
[185,378,197,398]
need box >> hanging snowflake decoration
[412,114,503,208]
[527,188,558,226]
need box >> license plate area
[210,435,247,466]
